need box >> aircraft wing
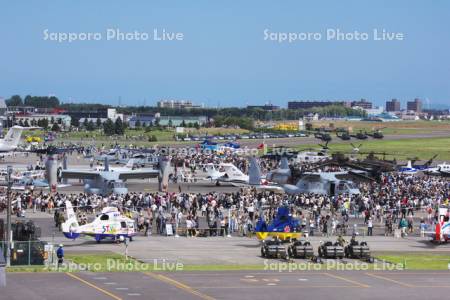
[61,170,100,180]
[118,169,159,180]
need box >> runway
[4,270,450,300]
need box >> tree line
[5,95,60,108]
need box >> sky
[1,1,449,108]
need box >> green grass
[6,265,49,273]
[7,251,450,273]
[376,253,450,270]
[297,136,450,161]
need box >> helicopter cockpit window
[100,214,109,221]
[121,221,127,228]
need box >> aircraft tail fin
[61,200,80,238]
[65,201,78,225]
[126,158,135,168]
[248,157,262,185]
[2,126,24,149]
[280,157,289,169]
[158,156,171,192]
[406,160,413,169]
[104,157,110,171]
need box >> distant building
[6,106,36,114]
[128,114,155,128]
[73,108,124,124]
[15,114,72,128]
[157,100,202,109]
[247,104,280,111]
[386,99,401,112]
[351,99,372,109]
[407,98,422,113]
[288,101,345,110]
[157,115,207,127]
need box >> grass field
[375,253,450,270]
[296,136,450,161]
[7,251,450,272]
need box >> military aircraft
[217,157,284,192]
[94,148,129,164]
[426,162,450,175]
[0,126,27,155]
[283,171,361,196]
[398,161,419,175]
[202,163,227,182]
[294,150,330,164]
[255,206,301,240]
[265,157,291,184]
[61,201,136,242]
[350,143,363,154]
[61,158,161,195]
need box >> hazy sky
[1,1,449,108]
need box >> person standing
[56,244,64,270]
[367,217,373,236]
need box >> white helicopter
[61,201,136,242]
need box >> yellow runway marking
[195,285,363,289]
[65,273,122,300]
[324,273,370,288]
[144,272,215,300]
[365,273,413,288]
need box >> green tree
[42,118,49,130]
[71,117,80,128]
[114,117,124,135]
[87,120,95,131]
[6,95,23,106]
[51,123,60,132]
[103,118,115,135]
[135,120,141,128]
[96,118,102,128]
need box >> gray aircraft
[283,171,360,196]
[265,157,291,184]
[61,158,163,195]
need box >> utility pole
[6,165,12,267]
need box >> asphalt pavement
[4,270,450,300]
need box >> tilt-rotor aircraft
[61,157,161,195]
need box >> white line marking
[104,282,117,285]
[93,277,107,280]
[298,278,309,281]
[127,293,141,296]
[115,288,129,290]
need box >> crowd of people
[0,144,449,239]
[1,169,448,238]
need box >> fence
[0,240,52,266]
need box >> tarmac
[4,270,450,300]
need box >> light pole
[6,165,12,267]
